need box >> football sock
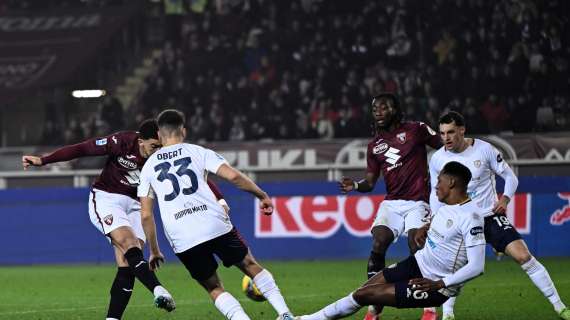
[522,257,566,312]
[442,296,456,316]
[253,269,290,315]
[106,267,135,319]
[214,292,251,320]
[367,251,385,279]
[124,247,161,292]
[302,293,361,320]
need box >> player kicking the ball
[298,161,485,320]
[428,111,570,320]
[22,120,175,319]
[138,109,294,320]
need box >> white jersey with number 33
[138,143,232,253]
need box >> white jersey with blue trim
[429,139,511,217]
[138,143,232,253]
[415,200,486,296]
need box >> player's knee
[352,288,371,306]
[514,251,533,265]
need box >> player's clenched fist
[22,155,42,169]
[338,176,355,193]
[259,197,274,215]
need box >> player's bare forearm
[232,173,268,200]
[216,164,268,200]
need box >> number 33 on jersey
[138,143,233,252]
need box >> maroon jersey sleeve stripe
[207,179,224,200]
[41,138,109,164]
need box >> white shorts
[372,199,430,240]
[88,188,145,242]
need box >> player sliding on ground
[428,111,570,320]
[22,120,176,319]
[338,93,442,320]
[137,109,295,320]
[298,161,485,320]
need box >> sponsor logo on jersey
[95,138,107,146]
[384,147,401,165]
[174,205,208,220]
[118,157,137,169]
[112,136,118,144]
[473,160,481,168]
[550,192,570,226]
[103,214,113,225]
[470,226,483,235]
[373,143,389,155]
[396,132,407,144]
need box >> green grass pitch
[1,258,568,319]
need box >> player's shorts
[484,213,522,253]
[88,188,145,242]
[383,256,449,308]
[372,200,430,240]
[176,227,249,281]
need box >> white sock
[522,257,566,312]
[214,292,250,320]
[253,269,290,315]
[106,318,119,320]
[301,293,361,320]
[442,296,456,316]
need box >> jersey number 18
[154,157,198,201]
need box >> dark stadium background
[0,1,568,319]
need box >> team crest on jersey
[373,143,389,154]
[473,160,482,168]
[103,215,113,226]
[396,132,406,144]
[446,219,453,228]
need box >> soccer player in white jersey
[138,109,295,320]
[297,161,486,320]
[429,111,569,320]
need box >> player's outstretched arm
[23,138,111,169]
[140,196,164,271]
[215,163,273,215]
[338,171,378,194]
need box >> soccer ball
[241,275,266,302]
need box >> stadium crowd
[28,0,570,144]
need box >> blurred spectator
[22,0,569,145]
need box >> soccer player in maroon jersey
[21,119,188,319]
[339,93,442,320]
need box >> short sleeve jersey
[138,143,232,253]
[367,121,442,201]
[414,200,486,296]
[429,139,511,216]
